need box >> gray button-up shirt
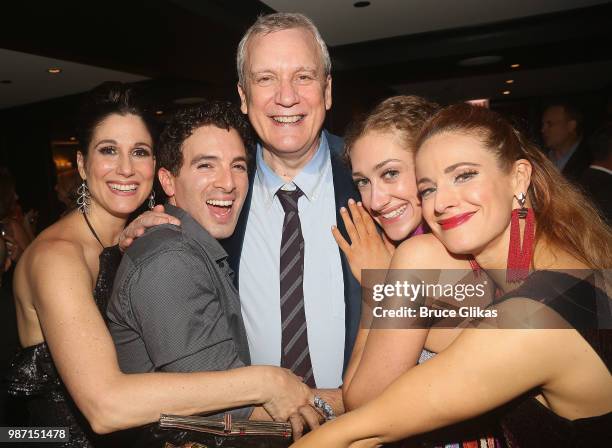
[107,204,251,418]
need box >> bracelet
[313,395,336,420]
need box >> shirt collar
[549,138,581,170]
[589,164,612,176]
[255,132,331,206]
[163,203,228,262]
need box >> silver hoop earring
[77,181,91,214]
[148,190,156,210]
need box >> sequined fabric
[5,246,121,447]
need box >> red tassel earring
[507,192,535,283]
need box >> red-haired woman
[293,104,612,448]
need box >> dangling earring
[507,192,535,283]
[77,181,91,214]
[468,257,481,278]
[148,190,156,210]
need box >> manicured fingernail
[348,198,355,205]
[340,207,347,213]
[357,201,363,207]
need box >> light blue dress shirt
[239,133,346,388]
[548,139,581,171]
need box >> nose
[117,152,135,177]
[275,78,299,108]
[214,166,236,192]
[433,184,458,215]
[368,181,391,213]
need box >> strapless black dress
[491,270,612,447]
[5,246,122,447]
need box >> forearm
[86,365,269,433]
[342,329,369,394]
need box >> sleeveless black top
[5,245,122,447]
[492,270,612,447]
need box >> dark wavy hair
[76,82,157,159]
[157,101,255,176]
[416,103,612,269]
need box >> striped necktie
[277,187,316,387]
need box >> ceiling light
[155,110,164,116]
[510,64,520,69]
[458,55,503,67]
[47,67,62,74]
[506,79,514,84]
[69,136,76,141]
[503,90,511,95]
[354,1,371,7]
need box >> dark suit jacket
[222,131,361,373]
[579,167,612,224]
[561,139,592,183]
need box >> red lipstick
[438,212,475,230]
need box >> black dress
[491,270,612,447]
[5,246,122,448]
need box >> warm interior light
[506,79,514,84]
[47,67,62,74]
[466,99,490,108]
[155,110,164,116]
[503,90,511,95]
[69,136,76,141]
[510,64,520,69]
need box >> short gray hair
[236,13,332,89]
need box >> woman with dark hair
[7,83,312,447]
[293,103,612,447]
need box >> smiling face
[415,131,520,256]
[159,125,249,239]
[238,27,332,163]
[77,113,155,218]
[350,130,422,242]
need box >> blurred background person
[580,124,612,224]
[541,100,591,182]
[0,167,33,273]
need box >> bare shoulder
[392,234,469,269]
[18,228,92,294]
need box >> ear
[158,168,177,205]
[567,119,577,134]
[76,151,87,181]
[512,159,532,200]
[237,83,248,115]
[324,75,332,111]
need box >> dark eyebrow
[232,156,248,164]
[190,154,218,166]
[417,162,481,185]
[95,139,117,147]
[94,139,151,148]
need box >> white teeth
[382,205,407,219]
[273,115,303,123]
[206,199,233,207]
[109,183,138,191]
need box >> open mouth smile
[107,182,139,195]
[206,199,235,220]
[271,115,304,124]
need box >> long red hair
[416,103,612,269]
